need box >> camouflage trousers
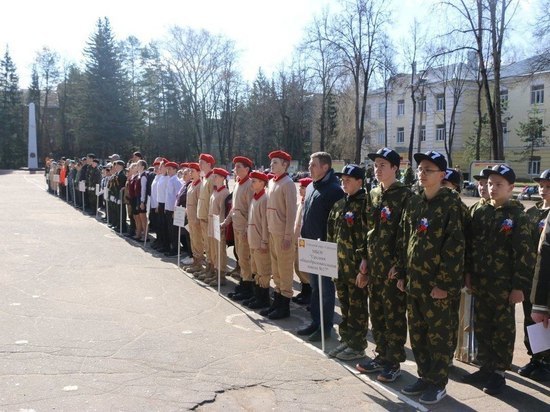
[408,294,454,388]
[473,278,516,371]
[335,275,369,351]
[368,278,407,365]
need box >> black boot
[248,285,271,309]
[231,280,254,301]
[228,280,244,299]
[292,283,312,305]
[260,292,280,317]
[268,296,290,320]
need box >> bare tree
[329,0,389,163]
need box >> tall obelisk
[28,102,38,170]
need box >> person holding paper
[163,162,183,257]
[261,150,298,320]
[184,162,205,273]
[356,148,411,382]
[195,154,217,280]
[204,167,230,286]
[532,213,550,328]
[463,164,535,395]
[326,164,368,361]
[522,170,550,381]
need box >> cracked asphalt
[1,170,548,411]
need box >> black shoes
[268,296,290,320]
[292,283,312,305]
[483,372,506,395]
[297,323,319,336]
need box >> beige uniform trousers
[269,233,295,298]
[188,220,204,262]
[200,219,210,264]
[209,235,227,272]
[234,230,252,281]
[251,248,271,288]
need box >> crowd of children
[44,147,550,405]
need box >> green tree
[516,109,548,161]
[0,48,25,169]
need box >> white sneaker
[180,257,194,265]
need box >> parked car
[518,186,538,200]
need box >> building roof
[500,54,550,79]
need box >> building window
[378,102,385,118]
[502,121,509,146]
[436,124,446,141]
[397,100,405,116]
[436,94,445,111]
[531,85,544,105]
[377,129,385,145]
[529,157,541,175]
[419,125,426,142]
[419,97,426,113]
[397,127,405,143]
[500,89,508,111]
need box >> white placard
[527,322,550,354]
[213,214,221,241]
[95,184,100,195]
[297,237,338,279]
[53,175,59,183]
[104,187,109,201]
[173,206,187,227]
[78,181,86,192]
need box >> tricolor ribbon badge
[500,218,514,235]
[417,217,429,234]
[344,211,355,226]
[380,206,391,223]
[539,219,546,233]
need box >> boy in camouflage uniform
[531,214,550,345]
[396,150,465,405]
[355,148,411,383]
[519,169,550,381]
[326,164,369,361]
[463,164,536,395]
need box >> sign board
[78,181,86,192]
[213,215,221,241]
[64,177,68,186]
[95,184,100,195]
[297,237,338,279]
[53,175,59,183]
[173,206,187,227]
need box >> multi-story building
[362,54,550,180]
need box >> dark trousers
[309,273,336,329]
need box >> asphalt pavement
[0,170,548,411]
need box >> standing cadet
[87,158,102,215]
[519,169,550,381]
[164,161,183,257]
[243,171,272,309]
[292,177,313,305]
[356,148,411,383]
[223,156,255,300]
[298,152,344,341]
[326,164,368,360]
[531,214,550,345]
[204,167,230,286]
[110,160,127,233]
[196,154,216,279]
[396,150,464,405]
[463,164,536,395]
[184,163,204,272]
[261,150,298,320]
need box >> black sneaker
[419,385,447,404]
[518,359,541,377]
[530,364,550,382]
[356,356,386,374]
[401,378,429,395]
[377,364,401,383]
[483,372,506,395]
[462,368,491,384]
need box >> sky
[0,0,540,88]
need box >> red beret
[199,153,216,165]
[233,156,253,168]
[187,162,200,171]
[165,161,179,169]
[250,170,269,182]
[268,150,291,161]
[153,160,161,166]
[212,167,230,178]
[299,177,313,187]
[180,162,189,169]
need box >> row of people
[44,148,550,406]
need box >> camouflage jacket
[327,189,368,280]
[526,202,550,250]
[87,166,102,189]
[531,213,550,313]
[363,181,412,280]
[466,199,535,292]
[108,170,127,199]
[395,187,465,298]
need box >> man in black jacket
[297,152,344,341]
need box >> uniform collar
[205,171,213,178]
[254,189,266,200]
[273,173,288,182]
[216,185,226,192]
[238,174,250,184]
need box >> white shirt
[157,175,169,205]
[165,174,183,212]
[150,174,161,208]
